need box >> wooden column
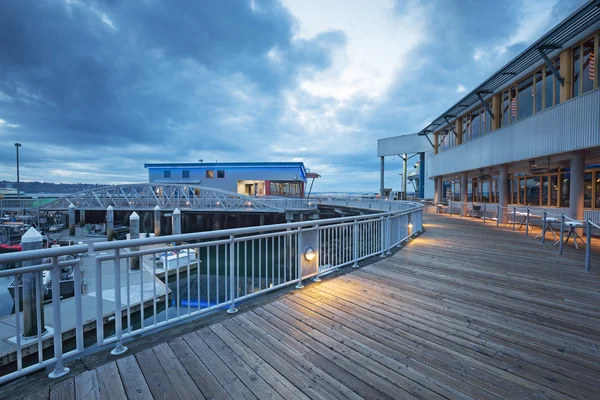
[434,132,439,154]
[455,118,463,146]
[560,48,572,103]
[491,93,501,130]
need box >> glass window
[217,170,225,178]
[483,103,491,133]
[518,178,525,205]
[584,172,592,208]
[511,178,518,204]
[541,176,548,206]
[550,174,558,206]
[481,181,490,202]
[182,170,190,179]
[206,170,214,179]
[526,177,540,206]
[596,172,600,208]
[554,58,561,106]
[573,45,581,97]
[560,173,570,207]
[163,170,171,179]
[461,117,468,143]
[471,111,481,139]
[518,75,534,119]
[467,181,473,202]
[582,38,595,94]
[534,70,543,113]
[544,67,553,109]
[510,86,517,123]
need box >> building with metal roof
[379,0,600,223]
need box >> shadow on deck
[3,214,600,399]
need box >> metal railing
[436,200,599,272]
[0,202,423,383]
[315,196,425,212]
[0,245,87,384]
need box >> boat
[7,255,77,304]
[156,249,198,270]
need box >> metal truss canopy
[41,184,316,213]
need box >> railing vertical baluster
[165,248,169,320]
[245,241,248,295]
[380,217,386,257]
[207,246,211,307]
[296,228,304,289]
[449,201,452,216]
[483,204,487,223]
[216,244,220,301]
[314,225,322,282]
[353,220,359,267]
[496,205,500,226]
[386,216,392,255]
[525,208,530,237]
[559,214,565,255]
[585,220,592,272]
[228,235,238,314]
[542,211,547,244]
[96,258,104,346]
[74,262,83,352]
[14,272,22,373]
[111,249,127,355]
[512,207,516,231]
[252,240,255,294]
[49,257,69,378]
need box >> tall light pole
[14,143,22,199]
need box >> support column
[437,177,444,203]
[455,118,463,145]
[68,203,76,236]
[560,48,573,103]
[433,177,440,204]
[499,164,509,224]
[569,152,585,223]
[380,156,385,198]
[129,212,140,270]
[21,228,46,337]
[418,152,425,199]
[153,205,161,236]
[106,205,114,240]
[491,94,501,130]
[461,172,468,216]
[79,209,86,226]
[402,154,408,200]
[172,208,182,236]
[259,215,265,226]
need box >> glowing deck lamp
[304,247,316,261]
[408,222,414,233]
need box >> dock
[2,213,600,399]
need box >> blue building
[144,162,313,197]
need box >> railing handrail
[0,244,88,264]
[94,203,423,251]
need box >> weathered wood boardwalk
[4,213,600,399]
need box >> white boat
[156,249,198,270]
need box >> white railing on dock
[0,244,87,384]
[0,202,423,383]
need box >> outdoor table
[554,220,586,249]
[514,211,528,230]
[535,216,559,241]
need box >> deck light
[408,222,413,230]
[304,247,316,261]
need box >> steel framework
[41,183,316,212]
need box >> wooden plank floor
[6,213,600,400]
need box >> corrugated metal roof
[421,0,600,137]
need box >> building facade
[416,2,600,222]
[145,162,309,197]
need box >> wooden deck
[5,214,600,399]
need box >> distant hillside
[0,181,108,194]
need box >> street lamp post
[14,143,22,199]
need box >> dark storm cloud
[0,0,344,182]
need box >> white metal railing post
[541,211,547,244]
[559,214,565,255]
[296,227,304,289]
[95,258,104,346]
[512,207,516,231]
[48,257,69,379]
[111,248,127,355]
[449,201,452,216]
[585,220,591,272]
[227,234,238,314]
[496,205,500,226]
[483,204,487,223]
[379,217,386,258]
[386,216,392,255]
[313,224,322,281]
[525,208,530,237]
[353,220,359,267]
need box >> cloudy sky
[0,0,587,192]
